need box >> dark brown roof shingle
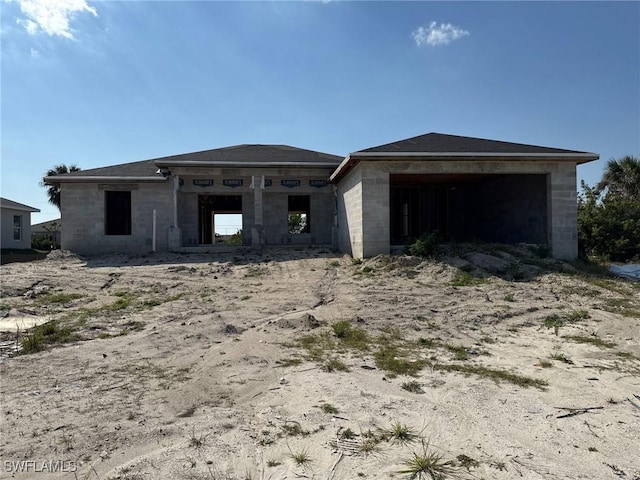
[357,132,593,155]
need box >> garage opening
[198,195,243,244]
[390,174,548,245]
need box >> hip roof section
[45,144,343,184]
[329,132,599,182]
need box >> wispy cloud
[13,0,97,39]
[412,21,470,47]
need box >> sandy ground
[0,246,639,480]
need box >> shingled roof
[47,144,343,182]
[357,132,595,155]
[328,132,599,182]
[154,144,343,167]
[0,197,40,212]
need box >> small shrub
[444,344,469,361]
[550,353,574,364]
[282,422,309,437]
[331,321,369,350]
[566,309,590,322]
[456,453,480,470]
[187,430,207,448]
[340,428,357,440]
[544,314,565,336]
[566,335,616,349]
[374,345,428,377]
[290,449,312,466]
[398,444,460,479]
[539,359,553,368]
[276,357,304,367]
[401,381,425,394]
[378,422,419,446]
[407,232,440,257]
[321,403,339,414]
[323,357,349,372]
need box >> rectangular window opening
[288,195,310,234]
[105,191,132,236]
[13,215,21,240]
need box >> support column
[251,175,264,249]
[168,175,182,250]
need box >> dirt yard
[1,245,639,480]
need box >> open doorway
[198,195,243,244]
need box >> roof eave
[44,176,168,185]
[154,160,341,168]
[351,151,599,160]
[2,205,40,213]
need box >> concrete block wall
[360,164,390,257]
[548,164,578,259]
[336,165,363,257]
[61,182,173,255]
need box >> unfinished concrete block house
[45,133,598,259]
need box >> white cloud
[30,47,40,57]
[15,0,97,39]
[412,21,470,47]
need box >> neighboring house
[31,219,62,247]
[44,133,598,259]
[0,198,41,250]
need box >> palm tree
[40,164,81,211]
[597,155,640,200]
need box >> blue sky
[2,0,639,225]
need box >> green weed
[565,335,616,348]
[436,364,548,390]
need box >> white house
[0,197,40,250]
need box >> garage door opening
[390,174,548,245]
[198,195,243,244]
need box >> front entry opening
[198,195,242,244]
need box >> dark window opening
[13,215,21,240]
[288,195,310,234]
[105,191,132,235]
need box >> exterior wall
[60,182,173,255]
[360,164,390,257]
[336,165,363,257]
[1,208,33,249]
[548,164,579,259]
[338,159,580,260]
